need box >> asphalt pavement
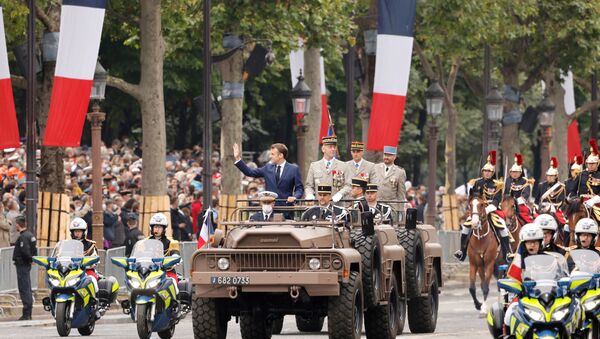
[0,282,497,338]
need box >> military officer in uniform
[365,183,393,224]
[579,140,600,212]
[455,150,511,262]
[305,136,348,200]
[373,145,407,210]
[504,153,534,224]
[334,141,379,202]
[249,191,279,221]
[301,185,348,223]
[534,157,566,226]
[566,155,584,200]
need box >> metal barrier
[0,247,53,292]
[179,241,198,278]
[102,246,126,287]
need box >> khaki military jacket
[373,163,407,203]
[305,158,347,197]
[338,159,380,199]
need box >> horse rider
[533,214,565,255]
[566,155,583,200]
[504,153,535,224]
[534,157,567,229]
[301,185,349,224]
[364,183,393,224]
[577,140,600,214]
[455,150,512,262]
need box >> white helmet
[69,217,87,231]
[575,218,599,235]
[534,214,558,232]
[519,223,544,242]
[149,213,168,227]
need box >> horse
[499,196,520,253]
[467,196,499,314]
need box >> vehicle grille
[233,252,305,271]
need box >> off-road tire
[408,269,439,333]
[55,302,72,337]
[240,313,272,339]
[77,316,95,336]
[158,325,175,339]
[192,296,227,339]
[295,315,325,332]
[136,303,152,339]
[351,230,381,308]
[396,228,424,298]
[328,271,363,339]
[272,316,284,334]
[364,275,401,339]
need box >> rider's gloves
[517,197,527,205]
[485,204,497,214]
[584,195,600,208]
[305,193,316,200]
[332,192,343,203]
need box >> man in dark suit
[249,191,278,221]
[233,143,304,205]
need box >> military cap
[317,185,332,194]
[383,145,397,155]
[321,136,337,145]
[351,177,368,189]
[350,141,365,151]
[366,183,378,192]
[258,191,278,202]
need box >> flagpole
[202,0,212,213]
[26,0,37,234]
[345,46,355,157]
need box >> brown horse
[499,196,520,252]
[567,198,600,246]
[467,196,499,313]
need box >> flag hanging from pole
[289,42,330,141]
[44,0,106,147]
[367,0,417,151]
[562,71,582,160]
[198,208,215,249]
[0,6,20,149]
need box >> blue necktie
[276,165,281,184]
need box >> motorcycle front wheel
[158,324,175,339]
[136,304,152,339]
[56,302,72,337]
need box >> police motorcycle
[111,239,191,339]
[569,249,600,339]
[488,254,588,338]
[32,239,119,337]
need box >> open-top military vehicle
[191,202,407,339]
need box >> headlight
[217,258,230,271]
[309,258,321,270]
[65,275,80,287]
[584,298,600,312]
[49,277,61,287]
[128,278,141,289]
[332,258,343,270]
[145,277,161,289]
[524,306,545,322]
[551,306,569,321]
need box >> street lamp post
[538,92,556,173]
[291,70,312,176]
[486,86,504,152]
[425,81,444,227]
[87,61,107,246]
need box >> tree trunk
[139,0,166,196]
[501,67,521,171]
[299,48,322,179]
[218,49,244,195]
[445,105,457,194]
[544,71,569,182]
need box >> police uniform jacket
[371,203,393,224]
[372,163,407,202]
[301,204,349,223]
[13,230,37,266]
[578,170,600,196]
[338,159,379,200]
[534,181,565,209]
[125,228,145,257]
[469,177,502,207]
[148,235,181,256]
[305,158,347,197]
[249,212,274,222]
[543,242,566,256]
[504,176,532,200]
[80,238,98,256]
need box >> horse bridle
[471,198,490,240]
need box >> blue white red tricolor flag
[0,6,20,149]
[507,242,525,282]
[198,208,215,249]
[367,0,417,151]
[561,71,582,160]
[289,42,330,141]
[44,0,106,147]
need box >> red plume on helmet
[576,155,584,165]
[550,157,558,169]
[590,139,599,156]
[489,150,496,166]
[514,153,523,166]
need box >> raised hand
[233,143,241,161]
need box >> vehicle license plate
[210,276,250,285]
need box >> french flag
[289,43,330,141]
[0,6,19,149]
[43,0,106,147]
[367,0,417,151]
[198,208,215,249]
[562,71,582,160]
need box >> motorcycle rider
[68,217,99,289]
[147,213,181,282]
[533,214,565,255]
[455,150,511,262]
[571,218,600,255]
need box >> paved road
[0,284,494,338]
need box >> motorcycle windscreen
[571,249,600,274]
[523,255,569,294]
[51,239,84,258]
[131,239,164,259]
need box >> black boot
[454,232,470,261]
[499,235,512,262]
